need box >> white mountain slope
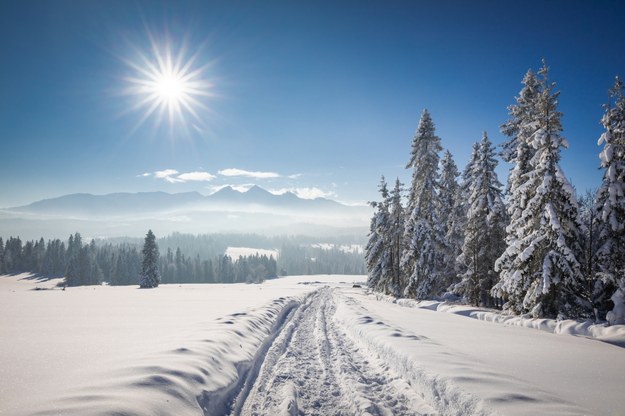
[1,274,624,415]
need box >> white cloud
[177,171,216,182]
[218,168,280,179]
[154,169,179,178]
[141,169,215,184]
[153,169,183,183]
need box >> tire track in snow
[234,287,434,415]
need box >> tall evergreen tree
[387,178,405,296]
[494,67,546,311]
[577,189,604,319]
[365,177,391,292]
[401,109,445,299]
[139,230,160,288]
[65,233,82,286]
[595,76,625,324]
[0,237,4,274]
[455,133,507,306]
[439,150,464,289]
[493,64,584,318]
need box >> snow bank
[0,273,349,415]
[349,289,625,415]
[388,294,625,347]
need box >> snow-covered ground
[311,243,364,254]
[225,247,279,259]
[1,274,624,415]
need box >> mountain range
[1,186,370,239]
[7,186,349,217]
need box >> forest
[0,232,365,286]
[365,63,625,323]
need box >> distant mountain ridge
[7,186,350,217]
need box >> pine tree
[501,69,541,170]
[493,64,584,318]
[455,133,507,306]
[595,76,625,324]
[494,68,545,312]
[387,178,405,296]
[439,150,464,290]
[0,237,4,274]
[365,177,391,292]
[65,233,82,286]
[139,230,160,288]
[401,109,445,299]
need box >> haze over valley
[1,185,370,240]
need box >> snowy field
[1,274,624,415]
[224,247,279,259]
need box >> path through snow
[233,287,434,416]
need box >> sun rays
[121,31,215,132]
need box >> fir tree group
[2,233,359,286]
[365,62,625,322]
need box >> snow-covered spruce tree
[454,132,507,306]
[493,64,584,318]
[494,68,545,311]
[65,233,82,286]
[365,177,391,292]
[139,229,160,288]
[500,69,541,173]
[439,150,465,290]
[387,178,405,296]
[595,76,625,324]
[577,189,604,319]
[401,109,445,299]
[0,237,5,274]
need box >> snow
[2,273,625,415]
[311,243,364,254]
[225,246,279,259]
[391,295,625,348]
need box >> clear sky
[1,0,624,208]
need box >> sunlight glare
[121,33,214,131]
[155,73,184,102]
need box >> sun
[155,74,185,102]
[121,34,214,130]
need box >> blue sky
[1,0,624,207]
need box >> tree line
[0,232,364,285]
[0,233,277,285]
[365,63,625,323]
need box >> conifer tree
[387,178,405,296]
[139,229,160,288]
[595,76,625,324]
[494,68,545,311]
[455,133,507,306]
[401,109,445,299]
[0,237,4,274]
[65,233,82,286]
[493,64,584,318]
[365,177,391,292]
[439,150,464,289]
